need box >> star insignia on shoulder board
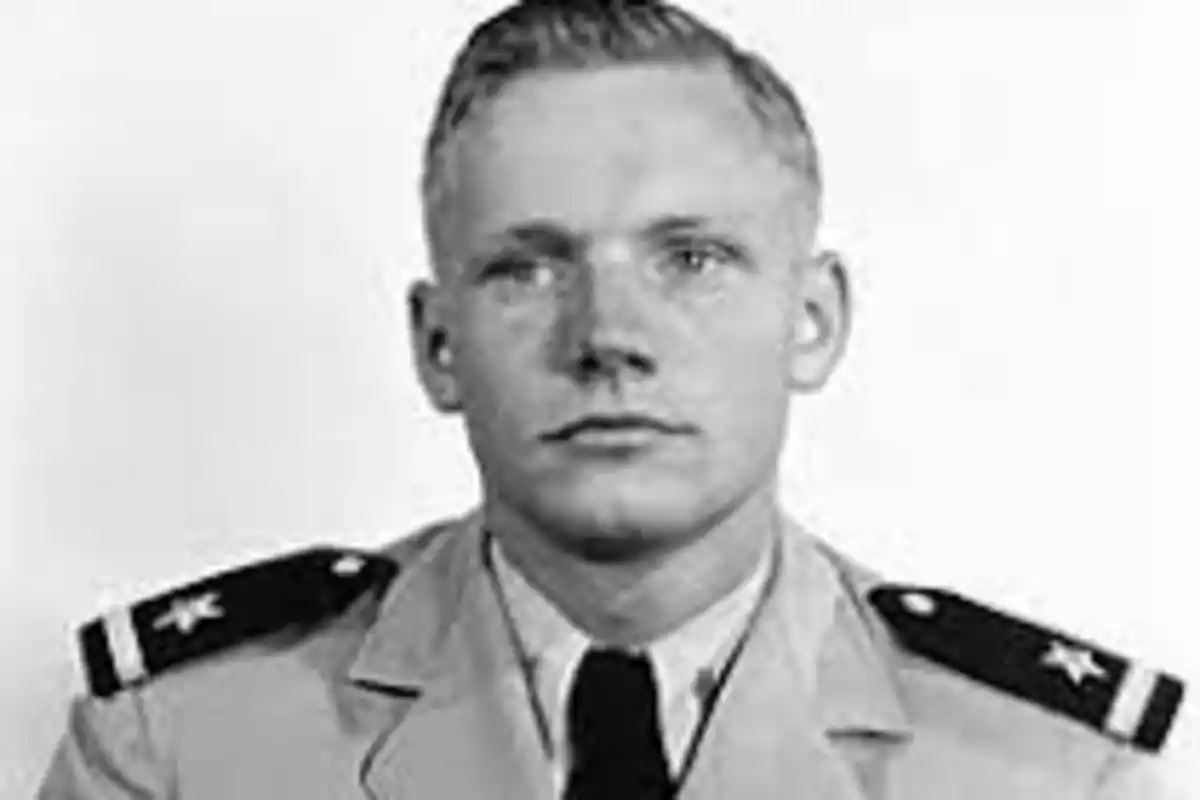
[870,585,1186,751]
[152,591,224,635]
[1041,640,1108,686]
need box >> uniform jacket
[39,512,1179,799]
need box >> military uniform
[39,512,1186,799]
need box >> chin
[523,472,728,561]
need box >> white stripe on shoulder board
[1105,660,1159,740]
[102,608,146,687]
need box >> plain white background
[3,0,1198,795]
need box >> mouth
[541,414,696,443]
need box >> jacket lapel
[334,514,914,800]
[344,517,551,800]
[682,523,914,800]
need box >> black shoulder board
[870,585,1186,753]
[78,548,397,699]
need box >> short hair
[421,0,822,263]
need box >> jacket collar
[341,509,913,799]
[347,512,551,800]
[346,510,912,735]
[678,516,912,799]
[805,534,914,738]
[346,512,495,694]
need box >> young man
[39,2,1184,798]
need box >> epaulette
[78,547,398,698]
[870,585,1185,753]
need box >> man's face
[420,63,831,557]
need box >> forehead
[446,63,807,248]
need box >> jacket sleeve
[1094,696,1197,800]
[1090,749,1193,800]
[38,692,172,800]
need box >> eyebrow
[642,214,716,238]
[492,214,721,250]
[496,221,577,252]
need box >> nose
[551,253,657,385]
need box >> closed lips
[542,415,695,441]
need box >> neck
[486,483,778,647]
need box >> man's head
[409,0,850,560]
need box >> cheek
[712,341,791,427]
[683,287,791,377]
[680,300,792,432]
[454,312,552,429]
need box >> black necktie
[564,648,675,800]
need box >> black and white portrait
[3,1,1196,796]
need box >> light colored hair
[422,0,822,264]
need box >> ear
[407,279,463,413]
[787,251,852,393]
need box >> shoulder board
[78,547,398,699]
[869,585,1185,753]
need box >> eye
[480,254,557,289]
[662,240,742,275]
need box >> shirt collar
[487,532,772,756]
[645,544,772,711]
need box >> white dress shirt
[488,534,773,792]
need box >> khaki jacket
[40,513,1175,799]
